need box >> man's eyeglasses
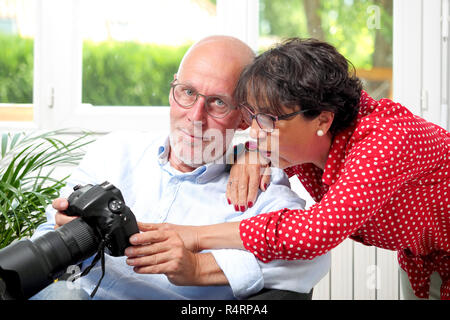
[170,80,235,119]
[240,103,311,133]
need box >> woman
[157,38,450,299]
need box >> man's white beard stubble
[169,122,236,168]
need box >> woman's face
[247,103,333,170]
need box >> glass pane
[81,0,218,107]
[0,0,35,121]
[259,0,393,100]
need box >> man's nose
[188,96,207,124]
[249,119,266,140]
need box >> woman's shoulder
[353,95,448,145]
[345,96,450,173]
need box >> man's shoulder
[79,130,168,174]
[269,167,291,187]
[96,130,166,147]
[91,130,166,157]
[252,167,307,211]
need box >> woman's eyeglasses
[240,103,311,133]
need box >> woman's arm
[238,128,420,262]
[133,221,243,252]
[141,126,419,264]
[196,222,244,250]
[203,128,418,262]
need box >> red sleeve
[240,125,420,262]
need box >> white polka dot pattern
[239,91,450,299]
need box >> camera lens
[0,218,98,299]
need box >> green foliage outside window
[82,41,191,106]
[0,33,190,106]
[0,0,393,105]
[0,33,33,103]
[259,0,393,69]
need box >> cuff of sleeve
[30,221,56,241]
[240,212,279,263]
[211,249,264,299]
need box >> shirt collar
[157,137,233,184]
[322,90,375,186]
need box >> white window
[258,0,393,101]
[0,0,35,128]
[1,0,448,133]
[29,0,259,133]
[393,0,449,130]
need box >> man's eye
[213,98,225,107]
[184,89,195,96]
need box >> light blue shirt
[32,131,330,300]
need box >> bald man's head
[177,35,255,86]
[168,35,254,171]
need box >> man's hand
[53,198,77,229]
[125,224,202,286]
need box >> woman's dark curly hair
[234,38,363,135]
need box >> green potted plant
[0,130,94,249]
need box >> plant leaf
[0,129,94,248]
[1,133,8,158]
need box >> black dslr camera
[0,181,139,300]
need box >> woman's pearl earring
[317,129,325,137]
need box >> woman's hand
[130,222,244,252]
[126,223,202,285]
[126,222,231,286]
[133,222,201,252]
[226,150,271,212]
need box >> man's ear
[173,73,177,81]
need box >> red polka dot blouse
[240,91,450,299]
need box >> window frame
[1,0,447,132]
[32,0,259,133]
[393,0,449,130]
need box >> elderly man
[30,35,330,300]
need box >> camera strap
[73,238,107,299]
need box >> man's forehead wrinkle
[176,79,232,99]
[178,58,238,98]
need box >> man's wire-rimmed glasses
[170,80,235,119]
